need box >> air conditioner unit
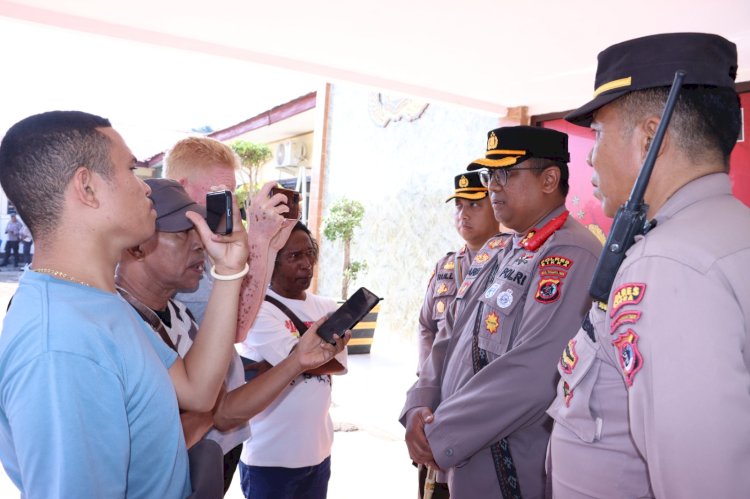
[275,141,306,167]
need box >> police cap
[467,126,570,171]
[445,171,487,203]
[566,32,738,127]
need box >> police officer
[418,171,500,374]
[402,126,602,498]
[416,170,500,498]
[547,33,750,499]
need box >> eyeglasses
[479,167,544,187]
[277,248,318,264]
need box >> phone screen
[270,187,301,220]
[205,190,233,235]
[317,287,381,344]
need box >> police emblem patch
[610,310,642,335]
[612,329,643,387]
[560,339,578,374]
[535,277,562,303]
[563,381,573,407]
[611,283,646,317]
[436,300,445,314]
[443,260,455,270]
[485,312,500,334]
[496,288,514,308]
[436,283,449,295]
[484,283,500,299]
[474,252,490,264]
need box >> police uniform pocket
[475,281,524,355]
[548,330,602,443]
[431,278,456,321]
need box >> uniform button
[445,448,454,457]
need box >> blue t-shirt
[0,271,191,498]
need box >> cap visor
[564,90,628,127]
[445,191,488,203]
[156,206,207,233]
[467,156,521,170]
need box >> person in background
[415,170,500,498]
[164,136,296,493]
[237,222,348,499]
[19,223,32,265]
[2,214,22,267]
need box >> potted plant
[322,198,380,354]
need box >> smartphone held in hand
[270,186,301,220]
[205,190,233,235]
[317,287,381,345]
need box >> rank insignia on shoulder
[560,339,578,374]
[485,312,500,334]
[436,300,446,314]
[612,329,643,387]
[610,310,642,335]
[496,288,514,308]
[611,283,646,317]
[436,283,449,295]
[488,238,506,249]
[563,381,573,407]
[443,260,455,270]
[535,277,562,303]
[474,252,490,264]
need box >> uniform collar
[512,204,567,249]
[654,173,731,226]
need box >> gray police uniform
[402,205,601,498]
[550,174,750,498]
[417,247,472,372]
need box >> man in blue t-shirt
[0,111,250,497]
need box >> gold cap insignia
[487,131,499,151]
[458,175,469,188]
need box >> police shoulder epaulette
[520,210,569,251]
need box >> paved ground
[0,270,419,498]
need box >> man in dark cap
[547,33,750,498]
[417,171,500,375]
[402,126,601,498]
[415,170,501,498]
[116,179,347,497]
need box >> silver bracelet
[210,262,249,281]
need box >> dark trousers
[239,456,331,499]
[20,241,32,264]
[2,241,19,266]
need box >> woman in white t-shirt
[237,222,348,499]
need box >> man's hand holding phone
[190,186,249,276]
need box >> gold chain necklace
[34,268,92,287]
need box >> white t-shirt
[236,288,348,468]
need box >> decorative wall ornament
[368,92,429,127]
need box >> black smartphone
[205,190,233,235]
[270,186,301,220]
[317,287,381,345]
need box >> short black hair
[524,157,570,197]
[616,86,741,169]
[273,221,319,273]
[0,111,113,238]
